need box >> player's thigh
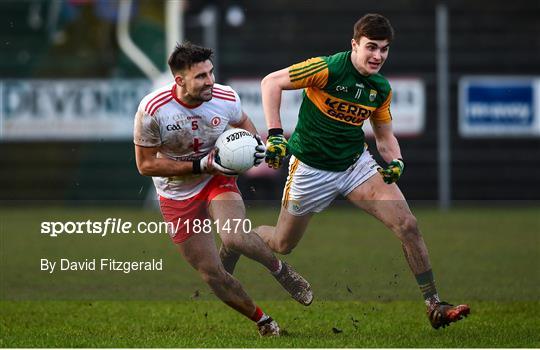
[208,191,250,247]
[177,228,222,276]
[208,191,246,226]
[273,206,313,249]
[346,173,413,229]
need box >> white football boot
[257,317,280,337]
[274,262,314,306]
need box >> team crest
[211,116,221,127]
[289,200,302,214]
[369,89,377,102]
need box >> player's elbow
[261,71,283,92]
[274,240,296,255]
[261,73,274,91]
[137,166,150,176]
[136,161,153,176]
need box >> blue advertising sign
[459,77,540,137]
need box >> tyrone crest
[211,116,221,127]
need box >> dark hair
[353,13,394,42]
[167,42,213,74]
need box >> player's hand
[265,130,288,169]
[377,158,405,184]
[200,148,238,176]
[253,135,266,167]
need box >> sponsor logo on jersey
[306,88,376,126]
[336,85,348,92]
[324,97,372,125]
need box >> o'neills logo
[324,98,372,125]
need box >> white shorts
[282,150,380,216]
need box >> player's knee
[396,215,420,241]
[274,239,296,255]
[200,266,228,286]
[220,235,242,252]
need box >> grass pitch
[1,300,538,347]
[1,205,539,347]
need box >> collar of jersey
[172,84,203,109]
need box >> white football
[214,128,258,173]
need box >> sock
[250,306,270,324]
[425,294,441,307]
[270,259,283,275]
[415,269,440,306]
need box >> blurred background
[1,0,539,205]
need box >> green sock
[415,269,439,303]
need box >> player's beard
[183,88,212,104]
[197,86,213,102]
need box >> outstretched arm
[371,121,402,163]
[260,68,296,169]
[260,68,295,130]
[371,121,405,184]
[261,58,328,169]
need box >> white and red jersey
[133,82,243,200]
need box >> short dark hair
[353,13,394,42]
[167,42,213,74]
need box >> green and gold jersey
[287,51,392,171]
